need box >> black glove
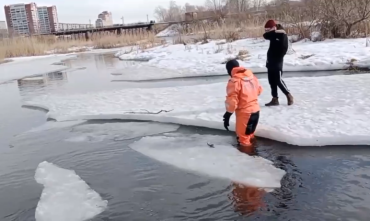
[223,112,232,131]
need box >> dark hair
[276,24,284,30]
[225,59,239,76]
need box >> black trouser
[267,68,290,98]
[236,111,259,145]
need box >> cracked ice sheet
[25,74,370,146]
[34,161,107,221]
[65,122,180,143]
[17,121,86,136]
[129,134,286,188]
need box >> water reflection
[17,71,68,87]
[17,71,68,98]
[93,53,117,70]
[230,183,266,216]
[229,142,267,217]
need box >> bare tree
[205,0,227,16]
[185,3,196,12]
[279,0,320,39]
[154,6,168,21]
[319,0,370,37]
[226,0,251,13]
[252,0,266,10]
[166,1,184,21]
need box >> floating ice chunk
[129,134,286,188]
[65,122,179,143]
[35,161,108,221]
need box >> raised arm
[263,30,276,40]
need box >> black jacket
[263,29,288,70]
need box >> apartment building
[95,11,113,27]
[4,3,59,35]
[37,5,58,34]
[4,3,39,35]
[0,21,8,38]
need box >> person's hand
[223,112,232,131]
[264,26,276,32]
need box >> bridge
[48,22,157,40]
[48,18,220,40]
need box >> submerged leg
[235,111,260,155]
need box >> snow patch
[156,24,181,37]
[115,38,370,80]
[129,134,286,188]
[35,161,107,221]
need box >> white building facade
[37,7,50,34]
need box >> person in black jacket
[263,20,294,106]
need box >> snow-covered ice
[0,54,75,83]
[65,122,179,143]
[34,161,108,221]
[115,38,370,80]
[156,24,181,37]
[110,63,185,81]
[24,74,370,146]
[129,133,286,188]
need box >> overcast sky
[1,0,202,24]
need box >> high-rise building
[37,5,58,34]
[95,11,112,27]
[4,3,39,35]
[0,21,6,29]
[0,21,8,38]
[4,3,59,35]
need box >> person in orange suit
[223,59,263,148]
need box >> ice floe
[24,74,370,146]
[34,161,107,221]
[129,134,286,188]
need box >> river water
[1,53,370,221]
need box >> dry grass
[170,15,370,45]
[169,19,268,46]
[0,31,160,62]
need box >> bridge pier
[85,31,90,41]
[117,28,122,35]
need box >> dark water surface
[1,53,370,221]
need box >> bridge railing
[56,22,155,32]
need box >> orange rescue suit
[225,67,262,146]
